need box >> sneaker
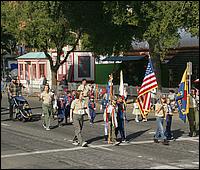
[135,119,139,123]
[162,139,169,145]
[46,128,50,131]
[153,139,159,143]
[81,141,88,147]
[113,141,120,146]
[72,141,80,146]
[42,124,46,128]
[142,119,147,122]
[122,140,126,143]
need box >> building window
[19,64,24,79]
[32,64,36,80]
[39,64,45,77]
[78,56,90,77]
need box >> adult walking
[187,88,199,137]
[39,84,55,131]
[153,96,169,145]
[59,75,68,92]
[77,79,91,114]
[70,91,91,147]
[7,76,22,120]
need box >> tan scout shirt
[77,84,91,97]
[155,103,167,117]
[189,95,197,108]
[40,91,54,105]
[71,99,87,115]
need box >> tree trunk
[149,40,162,91]
[51,69,58,87]
[151,52,162,91]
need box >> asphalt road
[1,94,199,169]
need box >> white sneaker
[135,119,139,123]
[46,128,50,131]
[113,141,120,146]
[42,124,46,128]
[72,141,79,146]
[81,141,88,147]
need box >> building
[17,51,95,88]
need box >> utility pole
[187,62,192,94]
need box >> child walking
[88,95,96,125]
[132,98,141,123]
[115,95,126,142]
[164,98,174,140]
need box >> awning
[102,56,145,61]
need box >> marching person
[187,88,199,137]
[132,98,141,123]
[164,97,174,140]
[57,91,66,127]
[88,95,96,126]
[115,95,126,143]
[65,91,73,124]
[70,91,91,147]
[7,76,22,120]
[103,99,119,145]
[153,96,169,145]
[77,79,91,115]
[39,84,55,131]
[100,93,109,114]
[59,75,68,92]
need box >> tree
[1,1,81,85]
[101,1,199,89]
[2,1,198,88]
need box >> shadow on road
[126,128,151,142]
[172,129,185,139]
[30,106,42,110]
[86,135,105,144]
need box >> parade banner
[175,66,189,122]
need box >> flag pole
[108,73,113,144]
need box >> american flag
[137,57,158,117]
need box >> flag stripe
[137,57,158,115]
[143,73,156,82]
[140,79,157,92]
[138,84,158,97]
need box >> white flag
[119,70,124,96]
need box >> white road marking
[1,147,87,158]
[148,131,155,134]
[189,150,199,154]
[1,137,199,159]
[150,165,181,169]
[129,140,154,144]
[1,144,113,159]
[192,162,199,165]
[1,123,10,127]
[88,144,113,151]
[176,136,199,142]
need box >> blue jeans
[165,114,173,139]
[154,117,166,141]
[89,110,96,123]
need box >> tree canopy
[1,1,199,86]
